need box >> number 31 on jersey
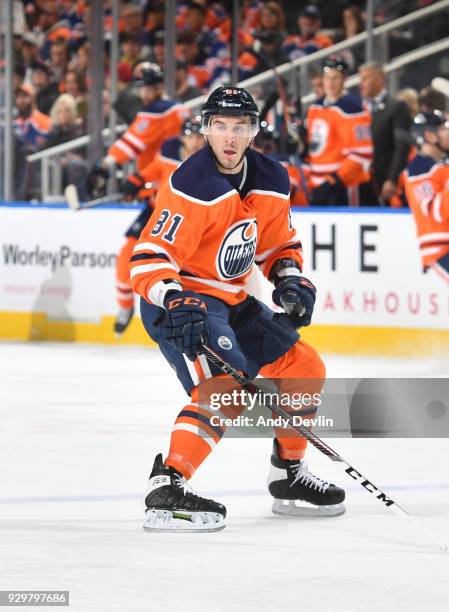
[150,208,184,243]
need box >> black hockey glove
[310,173,344,205]
[122,172,145,201]
[163,291,209,361]
[272,276,316,327]
[86,162,110,199]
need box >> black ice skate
[143,454,226,532]
[267,441,346,517]
[114,306,134,337]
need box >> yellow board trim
[0,311,448,357]
[0,311,156,346]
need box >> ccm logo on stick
[345,466,394,506]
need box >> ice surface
[1,342,448,612]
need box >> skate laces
[289,461,330,493]
[173,473,196,496]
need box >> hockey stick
[64,184,123,211]
[201,343,448,552]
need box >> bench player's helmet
[136,63,164,86]
[201,87,259,137]
[412,110,449,149]
[322,54,349,74]
[181,116,202,135]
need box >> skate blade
[272,499,346,518]
[143,509,226,533]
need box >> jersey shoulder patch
[171,147,235,203]
[160,137,182,161]
[245,149,290,197]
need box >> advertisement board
[1,204,448,354]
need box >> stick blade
[64,184,81,211]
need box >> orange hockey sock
[116,236,136,309]
[165,401,225,479]
[260,339,326,461]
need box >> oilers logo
[216,219,257,280]
[309,118,329,157]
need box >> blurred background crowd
[5,0,449,203]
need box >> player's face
[139,84,160,105]
[437,124,449,152]
[182,133,204,156]
[206,116,253,172]
[322,68,345,99]
[15,91,33,115]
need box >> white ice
[1,342,448,612]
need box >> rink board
[0,202,448,356]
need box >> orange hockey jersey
[130,147,303,307]
[277,158,311,207]
[137,136,187,201]
[404,154,449,267]
[107,98,187,172]
[306,94,373,188]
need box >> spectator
[283,5,332,61]
[19,32,41,83]
[13,84,51,154]
[68,42,89,79]
[181,2,225,64]
[45,94,83,149]
[396,88,419,118]
[242,0,265,33]
[120,4,144,40]
[175,60,202,103]
[419,86,446,113]
[31,2,71,60]
[258,1,286,36]
[120,33,144,70]
[13,83,51,199]
[247,30,289,75]
[63,70,88,117]
[31,62,59,116]
[359,61,411,205]
[13,65,26,92]
[48,39,70,83]
[340,6,365,71]
[44,93,88,199]
[150,31,165,69]
[176,31,211,90]
[143,1,165,46]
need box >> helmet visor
[201,115,259,138]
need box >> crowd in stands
[9,0,449,201]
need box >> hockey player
[130,87,345,532]
[404,110,449,282]
[252,121,310,206]
[114,117,204,336]
[306,55,373,205]
[87,63,187,200]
